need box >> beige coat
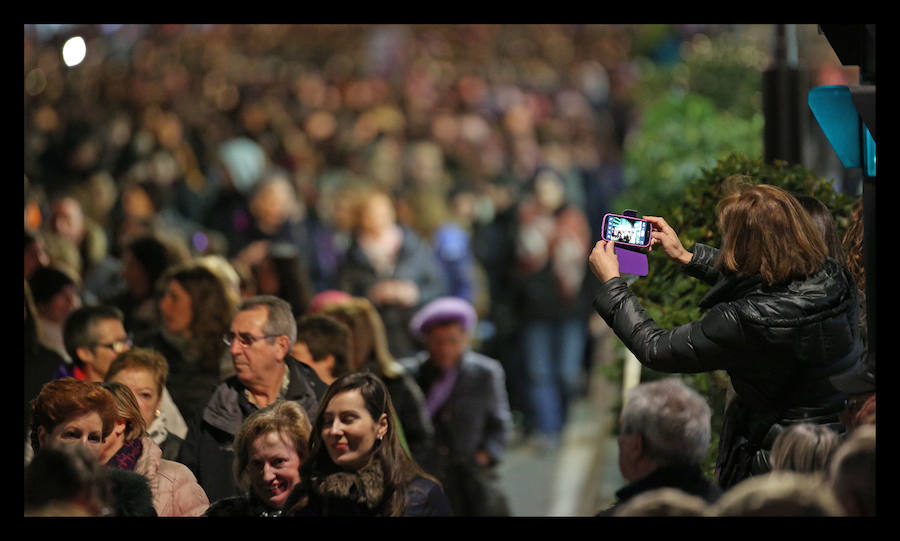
[135,436,209,517]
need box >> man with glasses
[57,305,133,382]
[180,295,319,504]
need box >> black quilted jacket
[593,243,862,421]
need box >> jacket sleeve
[168,460,211,517]
[684,243,725,286]
[593,276,745,374]
[480,360,512,462]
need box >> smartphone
[601,213,652,248]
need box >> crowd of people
[25,24,874,517]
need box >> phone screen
[604,215,650,246]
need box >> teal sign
[808,85,876,177]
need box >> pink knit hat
[307,290,353,314]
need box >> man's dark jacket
[596,464,721,516]
[179,355,319,504]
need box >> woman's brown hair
[716,184,827,285]
[30,378,118,453]
[842,199,865,291]
[232,401,312,492]
[159,263,235,373]
[98,381,147,442]
[323,297,405,379]
[105,347,170,397]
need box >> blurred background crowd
[25,24,870,517]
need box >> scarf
[106,438,143,472]
[147,413,169,446]
[313,459,386,513]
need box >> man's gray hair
[237,295,297,346]
[621,378,711,467]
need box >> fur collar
[313,460,385,511]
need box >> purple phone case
[616,245,649,276]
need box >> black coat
[135,329,220,422]
[597,464,721,516]
[179,355,319,504]
[593,244,862,485]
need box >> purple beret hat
[409,296,477,341]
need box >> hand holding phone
[601,213,652,248]
[643,216,693,266]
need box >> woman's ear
[376,413,388,440]
[36,425,48,448]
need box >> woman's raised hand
[644,216,693,266]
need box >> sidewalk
[496,334,624,516]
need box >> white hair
[621,378,712,466]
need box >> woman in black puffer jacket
[589,183,863,490]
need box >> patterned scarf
[106,438,143,472]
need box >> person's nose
[263,463,277,483]
[328,418,344,437]
[230,339,244,356]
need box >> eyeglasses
[223,332,280,348]
[94,336,133,354]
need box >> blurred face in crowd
[40,284,82,324]
[158,279,193,336]
[425,321,468,370]
[38,411,105,460]
[24,238,50,279]
[322,389,387,471]
[252,179,295,233]
[79,318,130,381]
[534,170,566,211]
[228,306,289,390]
[121,250,150,299]
[50,197,86,245]
[109,367,161,428]
[121,185,155,220]
[247,431,302,509]
[358,194,395,236]
[255,258,280,296]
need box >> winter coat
[179,355,319,504]
[134,436,209,516]
[400,350,511,466]
[135,328,222,422]
[204,492,284,517]
[593,243,863,486]
[400,350,512,516]
[596,464,721,516]
[337,226,448,358]
[512,200,593,321]
[106,468,158,517]
[287,460,452,517]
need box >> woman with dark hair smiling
[589,182,863,490]
[286,371,452,516]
